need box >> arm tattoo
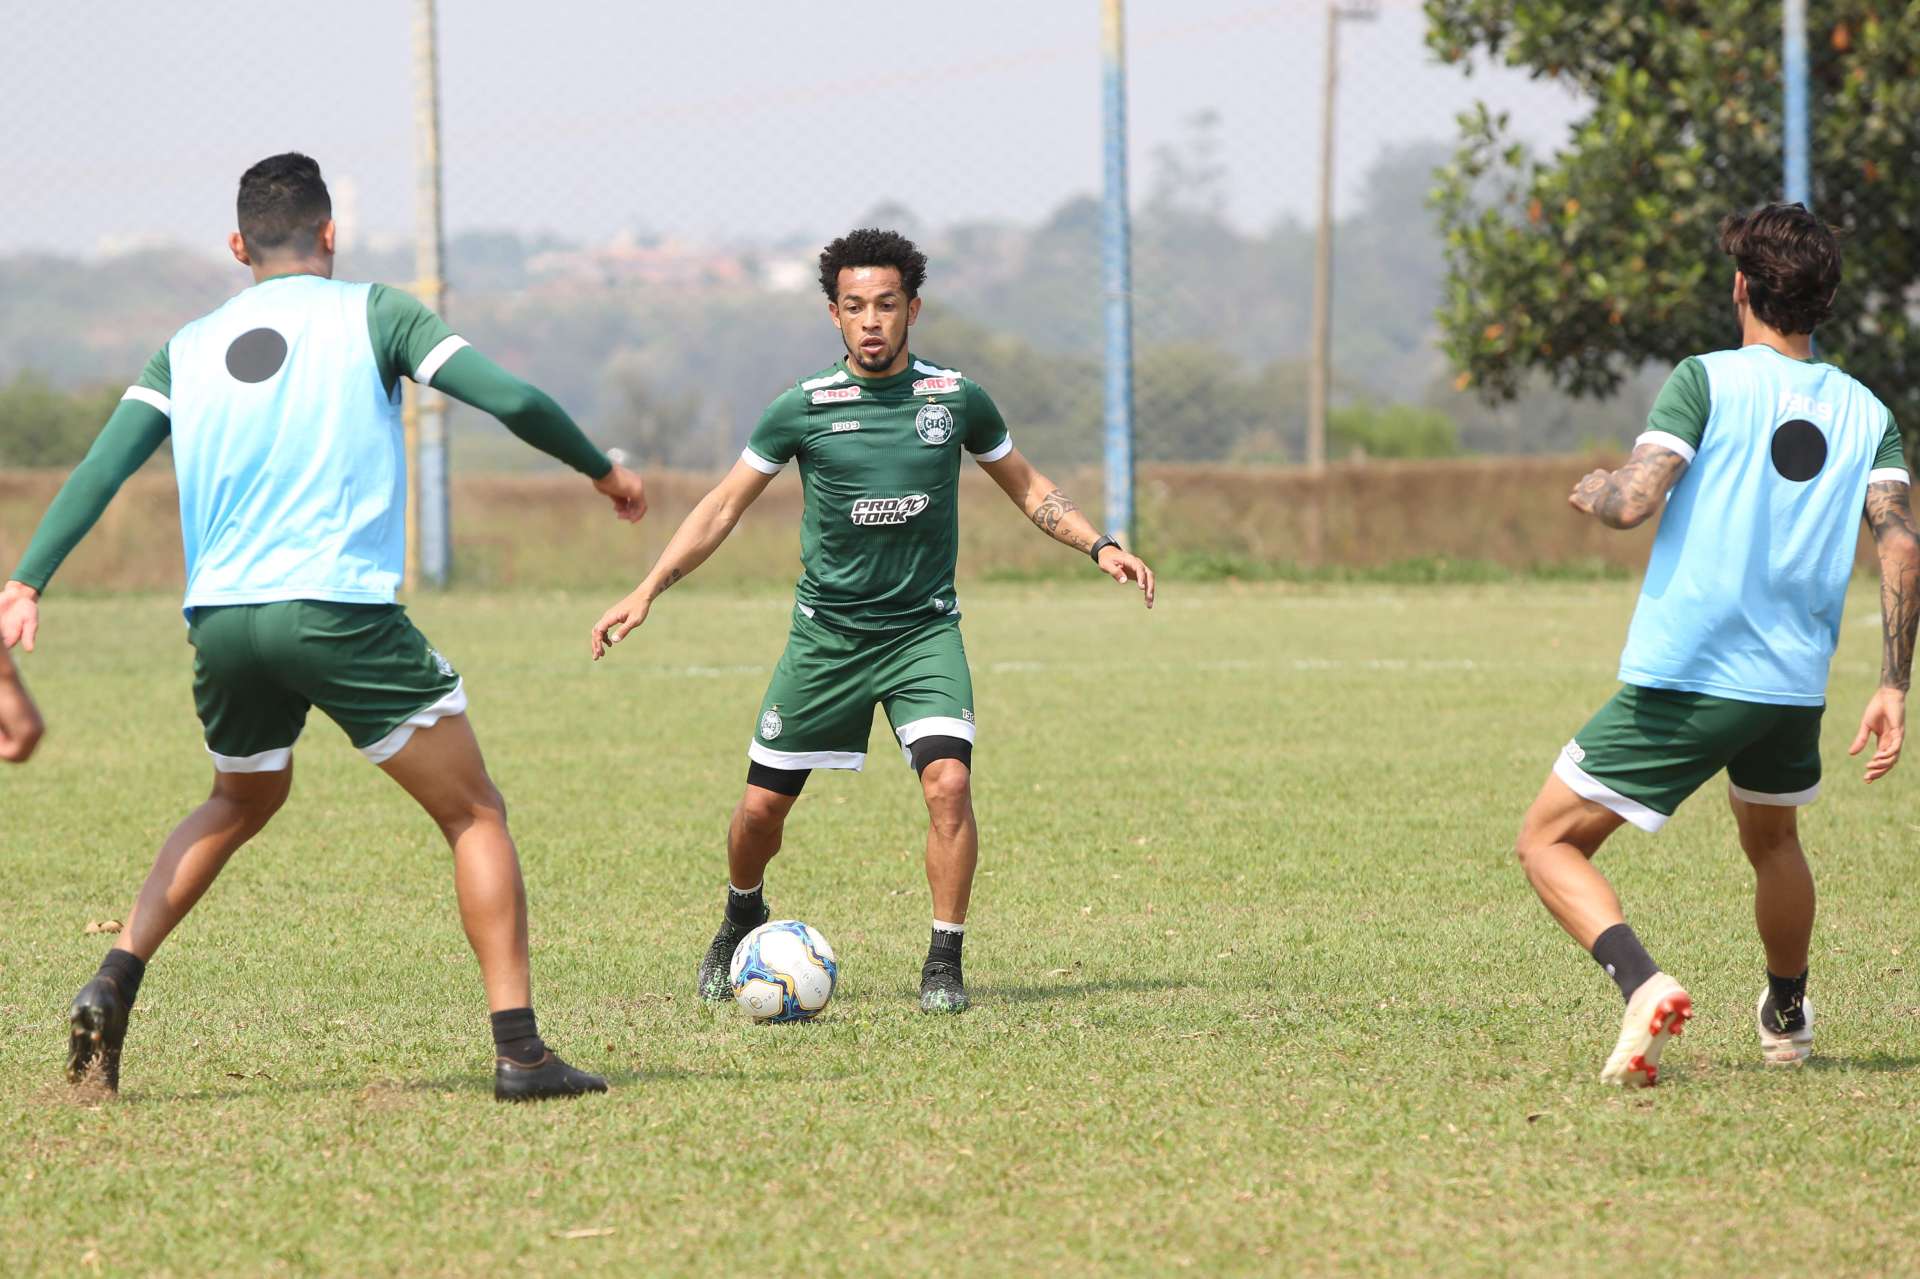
[1866,479,1920,691]
[1594,443,1690,529]
[1030,487,1077,536]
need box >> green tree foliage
[1426,3,1920,454]
[0,373,124,466]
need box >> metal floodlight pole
[411,0,451,588]
[1307,1,1375,473]
[1783,0,1810,206]
[1099,0,1136,547]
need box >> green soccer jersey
[743,354,1012,633]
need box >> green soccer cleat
[919,959,969,1014]
[697,910,767,1004]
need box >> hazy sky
[2,1,1584,255]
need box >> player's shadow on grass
[114,1064,730,1105]
[968,977,1192,1005]
[1803,1053,1920,1074]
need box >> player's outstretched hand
[0,580,40,652]
[593,462,648,524]
[1098,547,1155,609]
[590,589,653,661]
[1850,686,1906,782]
[1568,468,1612,516]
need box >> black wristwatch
[1089,534,1121,564]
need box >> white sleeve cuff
[1868,467,1911,485]
[1635,430,1696,463]
[971,433,1014,463]
[413,335,469,384]
[122,385,171,416]
[740,446,786,475]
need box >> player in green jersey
[2,154,644,1100]
[0,645,44,763]
[589,228,1155,1012]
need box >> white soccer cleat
[1599,972,1693,1087]
[1756,990,1814,1067]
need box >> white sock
[932,919,965,935]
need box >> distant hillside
[0,144,1650,471]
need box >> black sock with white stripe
[726,881,766,929]
[928,920,965,968]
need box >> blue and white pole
[1099,0,1136,547]
[1782,0,1810,206]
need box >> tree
[0,374,126,467]
[1426,3,1920,458]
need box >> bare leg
[728,784,798,890]
[920,760,978,924]
[1730,794,1814,976]
[378,713,528,1013]
[118,768,293,960]
[1514,773,1629,949]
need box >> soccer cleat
[919,959,969,1013]
[1757,989,1814,1067]
[1599,972,1693,1087]
[493,1051,609,1102]
[67,976,132,1092]
[697,909,768,1003]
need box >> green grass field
[5,582,1919,1276]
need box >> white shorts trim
[1868,467,1911,485]
[741,447,786,475]
[895,716,976,766]
[123,385,171,416]
[1553,750,1668,833]
[361,680,468,765]
[414,335,470,385]
[1635,430,1696,463]
[748,740,865,772]
[207,744,293,774]
[894,716,976,747]
[971,434,1014,464]
[1729,780,1821,807]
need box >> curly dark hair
[1718,203,1840,336]
[818,228,927,301]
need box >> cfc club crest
[915,402,955,446]
[760,708,785,741]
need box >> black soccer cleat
[919,959,969,1014]
[67,976,132,1091]
[697,910,767,1003]
[494,1051,609,1102]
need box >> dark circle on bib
[225,327,288,383]
[1770,419,1827,482]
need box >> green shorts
[749,607,974,772]
[1555,684,1824,832]
[188,601,465,773]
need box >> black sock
[726,881,766,928]
[1765,968,1809,1032]
[1590,923,1660,1003]
[96,949,146,1007]
[928,923,964,968]
[489,1007,548,1066]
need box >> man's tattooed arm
[1029,487,1096,552]
[1568,442,1692,529]
[1866,479,1920,691]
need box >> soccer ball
[729,920,839,1023]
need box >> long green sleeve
[429,346,612,479]
[12,398,172,592]
[366,283,610,479]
